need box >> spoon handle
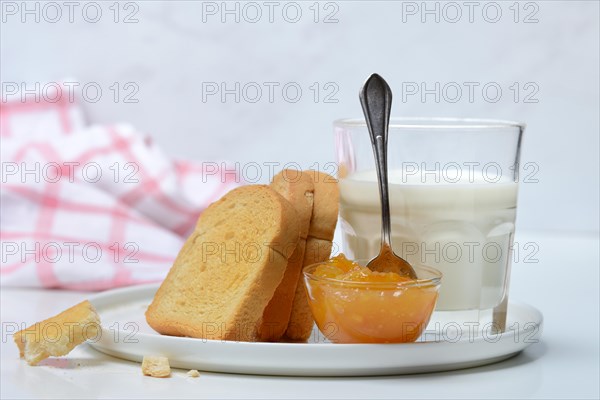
[359,74,393,249]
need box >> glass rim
[303,261,442,289]
[333,117,525,131]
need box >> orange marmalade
[304,254,440,343]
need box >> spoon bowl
[366,243,416,278]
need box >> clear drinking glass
[334,118,525,331]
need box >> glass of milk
[334,118,525,332]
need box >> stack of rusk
[146,170,339,342]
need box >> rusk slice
[14,300,101,365]
[145,185,300,342]
[258,170,314,341]
[285,171,339,341]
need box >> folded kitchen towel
[1,93,242,290]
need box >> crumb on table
[187,369,200,378]
[142,356,171,378]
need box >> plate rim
[87,283,544,375]
[88,282,544,349]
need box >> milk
[339,169,518,311]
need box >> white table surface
[2,231,599,399]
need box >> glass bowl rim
[333,117,525,131]
[303,260,442,289]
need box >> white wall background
[2,1,599,233]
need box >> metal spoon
[359,73,418,279]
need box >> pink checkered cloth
[1,96,241,290]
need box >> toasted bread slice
[285,171,339,341]
[14,300,100,365]
[146,185,300,342]
[258,170,314,341]
[285,237,333,341]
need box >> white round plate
[88,283,543,376]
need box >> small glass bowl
[303,260,442,344]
